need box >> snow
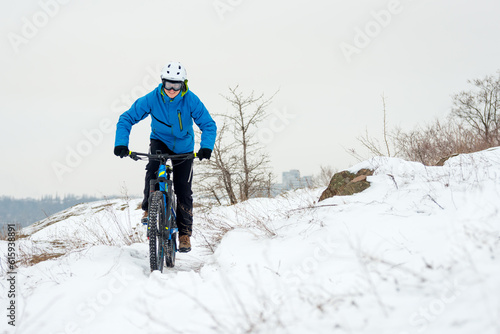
[1,148,500,333]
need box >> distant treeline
[0,195,109,228]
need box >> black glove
[114,146,129,158]
[197,148,212,161]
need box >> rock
[351,175,367,183]
[434,153,459,166]
[319,168,374,201]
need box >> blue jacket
[115,83,217,154]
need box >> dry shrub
[352,72,500,165]
[392,118,497,165]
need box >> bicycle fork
[144,164,179,241]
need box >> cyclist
[113,61,217,253]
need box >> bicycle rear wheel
[148,191,166,272]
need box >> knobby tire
[148,191,166,272]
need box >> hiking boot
[141,211,148,225]
[179,235,191,253]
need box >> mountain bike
[129,151,195,272]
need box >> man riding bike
[114,61,217,252]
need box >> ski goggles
[163,79,183,91]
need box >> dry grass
[0,223,21,240]
[1,197,145,271]
[27,252,65,266]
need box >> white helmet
[160,61,187,82]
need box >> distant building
[283,170,301,189]
[272,169,313,196]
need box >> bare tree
[348,94,397,161]
[381,94,391,157]
[197,122,239,205]
[312,165,337,187]
[196,86,277,205]
[452,71,500,145]
[222,86,277,202]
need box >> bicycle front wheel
[165,192,177,268]
[148,191,166,272]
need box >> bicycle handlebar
[128,151,196,161]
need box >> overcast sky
[1,0,500,198]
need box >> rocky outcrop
[319,168,374,201]
[434,153,459,166]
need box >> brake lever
[129,152,140,161]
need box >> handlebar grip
[129,152,140,161]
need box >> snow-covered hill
[1,148,500,334]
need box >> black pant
[142,139,194,236]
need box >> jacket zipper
[172,126,175,151]
[178,111,183,131]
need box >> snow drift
[1,147,500,334]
